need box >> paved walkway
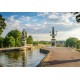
[39,47,80,67]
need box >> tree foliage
[7,30,22,47]
[65,37,78,48]
[0,36,4,48]
[27,35,33,44]
[9,36,15,47]
[0,14,6,35]
[15,38,22,47]
[76,40,80,49]
[7,29,22,39]
[3,36,10,47]
[72,12,80,22]
[39,41,50,45]
[3,36,15,47]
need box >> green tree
[72,12,80,22]
[76,40,80,49]
[7,29,22,47]
[0,14,6,35]
[65,37,78,48]
[3,36,10,47]
[27,35,33,44]
[7,29,22,39]
[15,38,22,47]
[3,36,15,47]
[0,36,4,48]
[9,36,15,47]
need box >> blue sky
[1,12,38,17]
[1,12,80,41]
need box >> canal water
[0,49,45,67]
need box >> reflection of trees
[0,50,34,67]
[21,50,27,67]
[5,51,21,60]
[0,64,3,67]
[0,51,28,67]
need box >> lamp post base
[51,39,56,47]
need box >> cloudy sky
[1,12,80,41]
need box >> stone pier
[38,47,80,67]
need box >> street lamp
[50,27,57,46]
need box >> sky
[1,12,80,41]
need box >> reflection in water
[21,50,27,67]
[5,51,21,60]
[0,49,45,67]
[28,50,33,59]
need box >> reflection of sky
[26,49,45,67]
[1,12,80,41]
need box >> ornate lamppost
[50,27,57,46]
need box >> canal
[0,49,45,67]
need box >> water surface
[0,49,45,67]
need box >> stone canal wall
[0,46,32,52]
[40,48,49,54]
[0,45,43,52]
[37,48,50,67]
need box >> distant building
[56,41,65,47]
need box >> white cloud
[56,27,80,40]
[2,12,80,41]
[33,19,38,22]
[37,12,49,17]
[2,15,22,37]
[25,23,34,27]
[7,16,21,29]
[48,13,58,19]
[19,16,30,21]
[43,22,47,25]
[47,13,75,26]
[60,13,73,25]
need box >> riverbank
[37,47,80,67]
[0,46,31,52]
[0,44,49,52]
